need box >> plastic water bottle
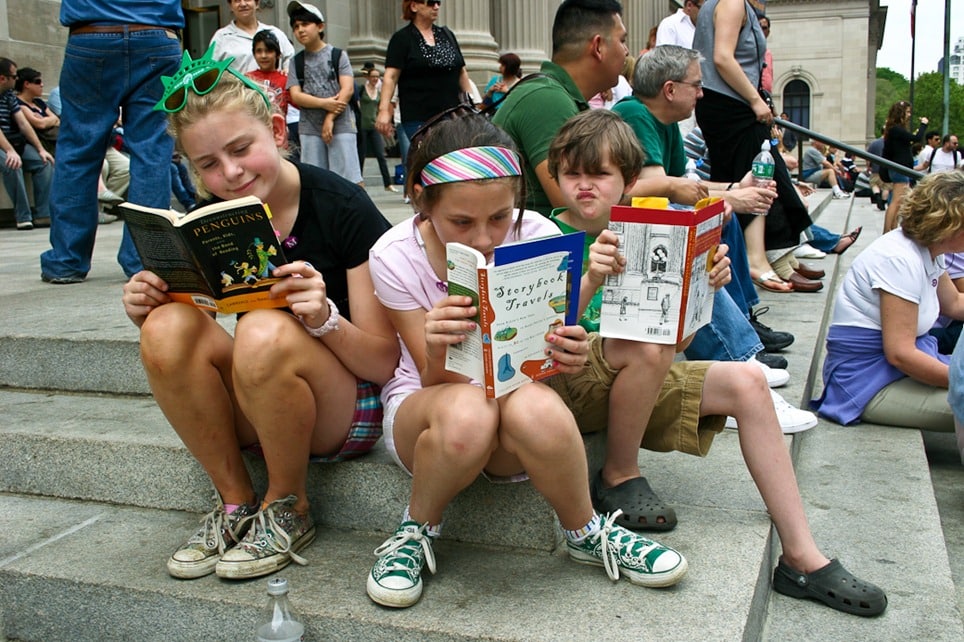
[684,158,700,181]
[256,578,305,642]
[751,140,775,188]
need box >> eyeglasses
[675,79,703,90]
[27,78,43,85]
[156,46,270,113]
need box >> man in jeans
[40,0,184,284]
[0,58,54,230]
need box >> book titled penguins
[445,231,585,399]
[600,196,724,345]
[120,195,289,314]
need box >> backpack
[292,46,343,92]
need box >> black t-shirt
[385,22,464,123]
[203,162,391,321]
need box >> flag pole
[909,0,917,108]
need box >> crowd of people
[11,0,964,626]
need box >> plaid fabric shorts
[246,379,382,464]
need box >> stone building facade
[0,0,886,210]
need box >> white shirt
[655,9,697,48]
[927,148,963,174]
[832,228,945,337]
[210,21,295,74]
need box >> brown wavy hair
[883,100,910,140]
[899,171,964,246]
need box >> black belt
[69,24,179,39]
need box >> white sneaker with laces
[832,189,851,199]
[748,355,790,388]
[725,389,817,434]
[793,243,826,259]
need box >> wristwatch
[301,298,340,338]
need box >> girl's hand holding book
[270,261,331,330]
[122,270,171,327]
[544,324,589,374]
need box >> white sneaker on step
[725,389,817,434]
[748,355,790,388]
[793,243,826,259]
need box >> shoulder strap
[294,51,305,87]
[928,145,938,173]
[331,46,342,78]
[480,72,549,117]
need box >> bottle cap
[267,577,289,595]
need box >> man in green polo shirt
[493,0,628,216]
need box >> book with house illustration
[120,195,290,315]
[445,231,585,398]
[599,196,724,345]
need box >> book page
[445,243,485,383]
[122,209,214,298]
[487,251,569,397]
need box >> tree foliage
[875,68,964,137]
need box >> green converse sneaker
[167,493,259,579]
[215,495,316,580]
[367,521,437,608]
[567,510,687,588]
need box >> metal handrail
[775,117,925,182]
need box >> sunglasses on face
[156,49,271,113]
[422,0,442,7]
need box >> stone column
[491,0,552,76]
[624,0,666,56]
[348,0,397,67]
[444,0,500,83]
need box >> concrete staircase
[0,186,961,641]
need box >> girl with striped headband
[365,113,687,609]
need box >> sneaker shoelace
[373,523,437,577]
[590,510,661,581]
[185,493,250,555]
[750,306,775,330]
[237,495,309,566]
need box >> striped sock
[564,513,602,543]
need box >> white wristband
[301,298,340,338]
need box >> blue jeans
[804,224,840,253]
[685,288,763,362]
[1,144,53,223]
[721,218,759,315]
[40,27,181,280]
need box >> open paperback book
[600,196,724,345]
[120,195,289,314]
[445,231,585,398]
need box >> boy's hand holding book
[586,229,627,288]
[708,244,732,290]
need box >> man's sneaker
[16,221,33,230]
[748,355,790,388]
[793,243,826,259]
[832,189,851,199]
[215,495,315,580]
[367,521,437,608]
[754,350,788,370]
[41,273,86,285]
[167,493,259,579]
[750,306,794,352]
[725,389,817,434]
[567,511,687,588]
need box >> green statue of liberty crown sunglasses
[155,43,271,113]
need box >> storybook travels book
[120,195,289,314]
[600,197,724,345]
[445,231,585,398]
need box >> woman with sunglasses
[375,0,473,153]
[14,68,59,154]
[122,47,398,582]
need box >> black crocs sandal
[590,472,677,532]
[772,558,887,617]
